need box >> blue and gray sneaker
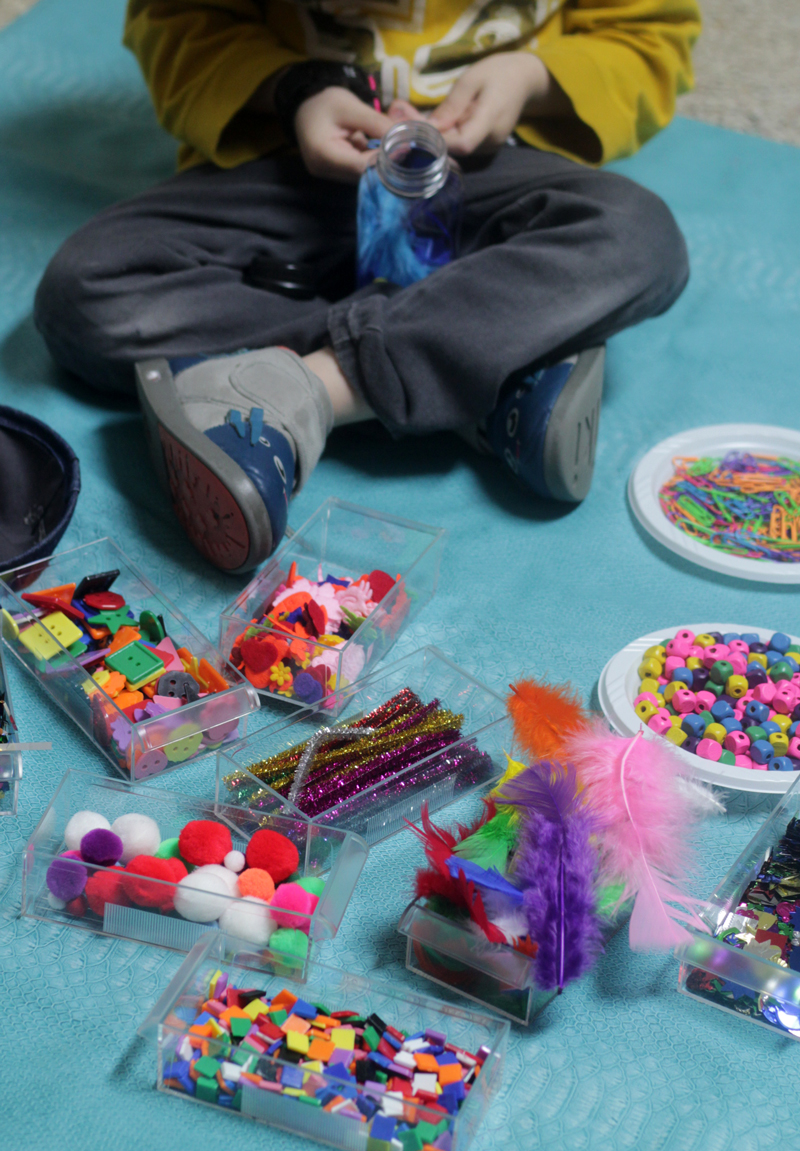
[135,350,328,573]
[483,346,604,502]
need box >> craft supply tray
[677,772,800,1039]
[0,638,21,816]
[218,498,445,714]
[139,932,509,1151]
[216,646,511,846]
[0,538,259,780]
[23,769,368,977]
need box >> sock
[172,347,334,489]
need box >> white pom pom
[47,891,67,910]
[198,864,239,895]
[219,895,274,946]
[173,867,232,922]
[65,811,110,852]
[111,813,162,863]
[224,850,246,873]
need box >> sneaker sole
[135,358,274,573]
[542,346,604,502]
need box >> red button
[84,591,126,611]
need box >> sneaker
[483,346,604,502]
[136,357,296,573]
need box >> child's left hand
[428,53,572,156]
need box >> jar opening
[376,121,450,198]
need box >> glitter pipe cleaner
[287,724,376,805]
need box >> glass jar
[356,120,463,289]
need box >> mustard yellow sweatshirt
[124,0,700,171]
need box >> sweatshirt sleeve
[518,0,701,165]
[124,0,305,168]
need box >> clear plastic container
[357,120,462,288]
[218,499,445,715]
[676,772,800,1038]
[0,538,259,780]
[22,769,368,976]
[216,646,510,846]
[0,640,21,816]
[139,931,509,1151]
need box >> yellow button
[686,657,702,670]
[638,657,663,679]
[664,682,684,702]
[670,714,684,727]
[644,646,667,662]
[635,700,658,722]
[772,713,792,734]
[19,622,61,661]
[705,723,727,744]
[748,652,767,669]
[694,634,715,648]
[640,677,660,696]
[41,610,83,649]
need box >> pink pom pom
[268,882,318,934]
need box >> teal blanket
[2,2,800,1148]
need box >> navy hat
[0,405,81,570]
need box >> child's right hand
[295,88,394,183]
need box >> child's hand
[295,87,394,182]
[429,53,571,156]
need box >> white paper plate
[598,622,800,794]
[628,424,800,584]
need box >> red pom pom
[85,868,130,917]
[367,570,395,602]
[245,829,299,883]
[66,895,87,918]
[122,855,187,911]
[178,819,232,867]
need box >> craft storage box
[0,638,21,816]
[0,538,259,781]
[677,772,800,1038]
[139,931,509,1151]
[399,893,632,1025]
[216,646,511,846]
[218,499,445,714]
[23,769,368,976]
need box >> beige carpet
[1,0,798,145]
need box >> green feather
[453,809,519,873]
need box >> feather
[499,763,602,992]
[453,807,519,872]
[507,679,589,762]
[563,723,710,951]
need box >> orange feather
[507,679,589,761]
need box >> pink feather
[563,723,710,951]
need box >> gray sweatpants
[34,143,688,435]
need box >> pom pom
[224,850,246,873]
[173,867,232,922]
[47,892,67,910]
[218,895,275,945]
[66,896,87,917]
[297,876,325,897]
[122,855,187,911]
[178,819,232,867]
[270,927,309,960]
[111,813,161,863]
[237,868,275,902]
[64,810,110,851]
[85,868,131,917]
[245,829,299,883]
[269,882,318,933]
[507,679,588,761]
[46,855,88,901]
[80,829,124,866]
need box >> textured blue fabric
[2,2,800,1148]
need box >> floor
[1,0,799,147]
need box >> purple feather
[501,762,603,993]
